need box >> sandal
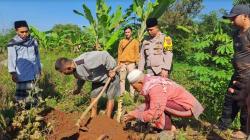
[231,130,247,139]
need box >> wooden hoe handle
[76,66,121,127]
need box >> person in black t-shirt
[218,4,250,139]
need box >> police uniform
[138,33,173,75]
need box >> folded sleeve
[138,44,145,71]
[35,43,42,73]
[129,85,168,122]
[162,51,173,71]
[7,45,17,73]
[135,40,140,65]
[117,40,123,65]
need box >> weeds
[176,128,186,140]
[11,107,52,139]
[10,78,53,139]
[0,50,243,139]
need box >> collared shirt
[7,35,41,82]
[128,75,204,129]
[73,51,116,82]
[138,32,173,74]
[117,38,140,64]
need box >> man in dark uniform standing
[218,4,250,139]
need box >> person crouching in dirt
[123,69,204,132]
[55,51,120,118]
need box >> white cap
[127,69,143,83]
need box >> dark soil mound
[45,109,128,140]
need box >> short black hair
[124,26,133,32]
[14,20,29,30]
[55,57,72,71]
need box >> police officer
[138,18,173,78]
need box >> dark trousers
[218,73,248,133]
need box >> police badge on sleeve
[163,36,173,51]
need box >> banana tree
[73,0,174,51]
[126,0,175,42]
[31,26,95,52]
[73,0,124,51]
[30,26,50,50]
[63,28,95,52]
[31,27,65,50]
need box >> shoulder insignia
[164,36,173,51]
[75,59,85,65]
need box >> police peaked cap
[146,18,158,28]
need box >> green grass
[0,50,242,139]
[0,52,227,118]
[171,61,241,130]
[38,50,93,111]
[0,66,15,109]
[0,50,91,110]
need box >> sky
[0,0,233,32]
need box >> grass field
[0,50,241,139]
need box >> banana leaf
[149,0,175,18]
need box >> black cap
[146,18,158,28]
[223,4,250,19]
[14,20,29,29]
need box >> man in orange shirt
[117,26,140,97]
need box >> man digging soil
[55,51,120,119]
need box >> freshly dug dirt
[45,109,80,140]
[42,109,227,140]
[45,109,128,140]
[77,115,128,140]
